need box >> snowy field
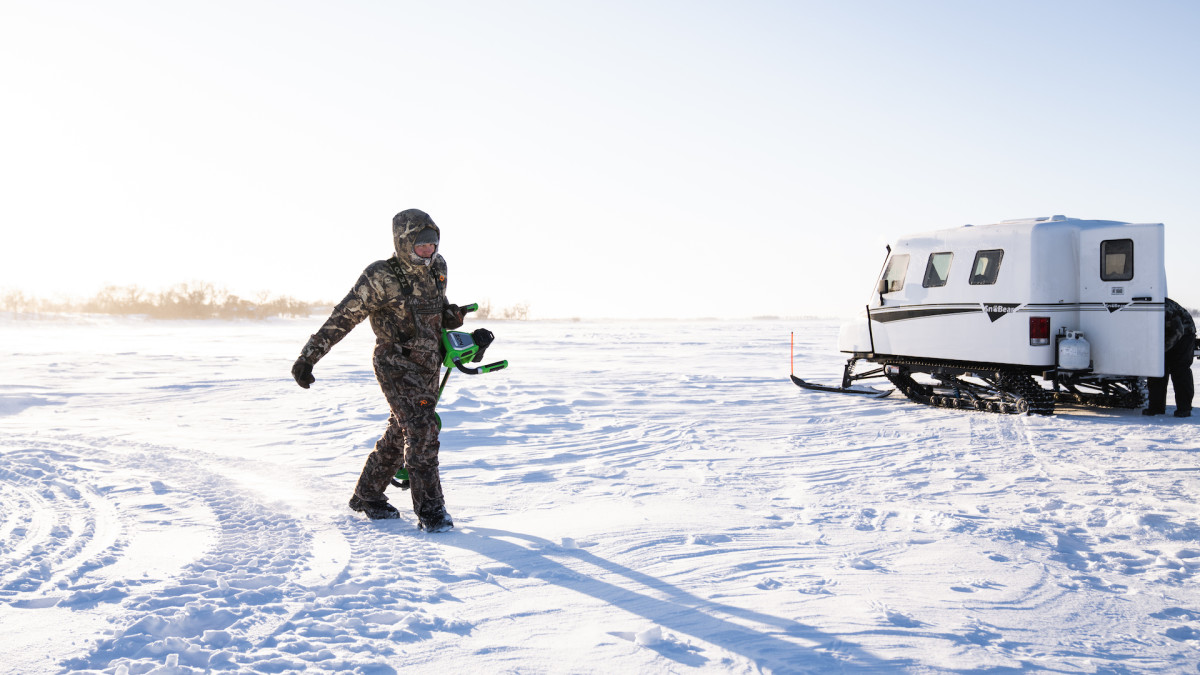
[2,315,1200,674]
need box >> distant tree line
[470,300,530,321]
[1,286,538,321]
[1,283,313,319]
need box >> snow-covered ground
[2,315,1200,674]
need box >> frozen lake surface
[2,315,1199,673]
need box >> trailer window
[969,249,1003,285]
[922,252,954,288]
[881,254,910,293]
[1101,239,1134,281]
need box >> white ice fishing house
[838,216,1166,378]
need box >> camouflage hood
[392,209,441,270]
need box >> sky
[2,0,1199,319]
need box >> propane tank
[1057,330,1091,371]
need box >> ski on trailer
[790,374,893,398]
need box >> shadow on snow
[442,526,915,673]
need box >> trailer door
[1077,224,1165,377]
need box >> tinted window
[922,252,954,288]
[881,254,910,293]
[1101,239,1133,281]
[969,249,1003,285]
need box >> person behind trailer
[290,209,466,530]
[1143,297,1196,418]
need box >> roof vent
[1050,214,1067,221]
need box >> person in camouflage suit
[1144,297,1196,418]
[291,209,465,530]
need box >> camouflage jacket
[298,209,463,366]
[1165,298,1196,352]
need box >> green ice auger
[393,303,509,488]
[434,303,509,421]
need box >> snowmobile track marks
[0,444,129,603]
[0,434,324,673]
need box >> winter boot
[349,495,401,520]
[1174,408,1192,418]
[418,506,454,533]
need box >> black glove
[443,304,465,330]
[291,358,315,389]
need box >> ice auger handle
[451,358,508,375]
[462,303,479,313]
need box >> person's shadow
[438,526,913,673]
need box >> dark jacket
[298,209,462,368]
[1164,297,1196,352]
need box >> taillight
[1029,317,1050,345]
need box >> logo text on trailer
[982,303,1021,322]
